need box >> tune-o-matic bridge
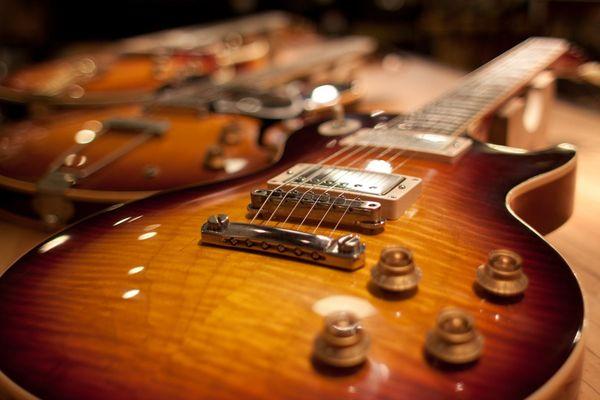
[247,189,386,234]
[201,214,365,270]
[268,164,422,219]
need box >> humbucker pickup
[247,189,386,234]
[201,214,365,270]
[267,164,422,220]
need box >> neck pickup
[341,129,473,163]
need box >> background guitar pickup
[247,189,386,234]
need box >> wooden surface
[0,55,598,398]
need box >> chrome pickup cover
[201,214,365,270]
[341,128,472,162]
[268,164,422,220]
[247,189,385,234]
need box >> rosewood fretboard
[394,37,569,136]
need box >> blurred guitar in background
[0,12,308,107]
[0,36,375,228]
[0,37,584,400]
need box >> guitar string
[249,144,365,224]
[249,144,369,224]
[251,42,523,224]
[308,146,417,234]
[255,40,558,232]
[326,146,421,236]
[291,145,393,230]
[272,108,428,230]
[301,70,521,235]
[275,145,382,227]
[264,145,381,226]
[269,81,497,232]
[288,110,437,233]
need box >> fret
[397,37,569,136]
[419,106,474,118]
[396,120,459,134]
[408,113,466,126]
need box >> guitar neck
[396,37,569,136]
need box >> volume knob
[425,307,483,365]
[370,246,422,292]
[313,311,370,368]
[476,249,528,297]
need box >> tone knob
[425,307,483,365]
[476,249,528,297]
[313,311,370,368]
[370,246,421,292]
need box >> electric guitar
[0,12,298,107]
[0,37,584,399]
[0,36,374,228]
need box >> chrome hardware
[341,128,472,163]
[371,246,422,292]
[476,249,528,297]
[318,103,362,136]
[425,308,483,365]
[314,311,370,368]
[200,214,365,270]
[30,116,169,226]
[37,117,168,188]
[212,87,305,120]
[204,145,225,170]
[268,164,422,220]
[247,189,386,234]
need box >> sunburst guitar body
[0,110,584,399]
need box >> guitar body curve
[0,106,280,227]
[0,114,584,399]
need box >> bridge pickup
[247,189,385,234]
[201,214,365,270]
[268,164,422,220]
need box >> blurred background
[1,0,599,107]
[0,0,598,108]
